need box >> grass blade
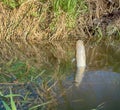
[29,101,52,110]
[2,101,11,110]
[9,88,17,110]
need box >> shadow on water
[57,42,120,110]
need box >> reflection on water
[57,43,120,110]
[58,71,120,110]
[86,42,120,72]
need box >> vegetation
[2,0,21,9]
[0,88,54,110]
[0,88,21,110]
[0,0,120,109]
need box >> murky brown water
[86,42,120,72]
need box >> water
[57,43,120,110]
[57,71,120,110]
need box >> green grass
[0,57,73,83]
[53,0,77,14]
[0,88,22,110]
[0,88,53,110]
[52,0,88,28]
[2,0,24,9]
[0,59,42,82]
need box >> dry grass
[0,0,74,67]
[0,0,120,69]
[0,0,72,41]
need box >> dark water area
[57,43,120,110]
[57,71,120,110]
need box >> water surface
[57,43,120,110]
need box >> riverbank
[0,0,120,109]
